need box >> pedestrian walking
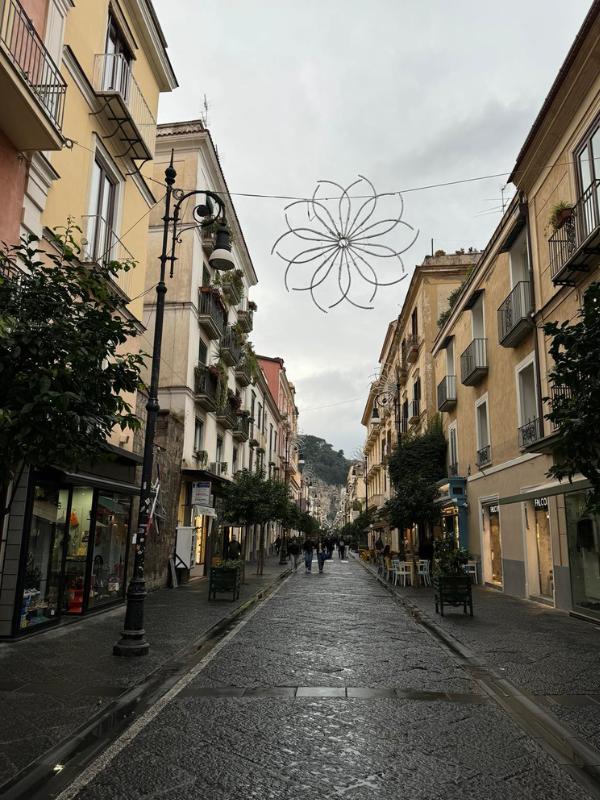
[227,536,241,560]
[288,539,300,571]
[338,538,345,560]
[316,539,327,573]
[274,535,282,555]
[303,538,315,573]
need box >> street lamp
[114,154,234,657]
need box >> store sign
[488,504,499,515]
[191,481,211,506]
[534,497,548,509]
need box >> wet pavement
[59,556,595,800]
[0,559,287,788]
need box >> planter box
[209,566,241,601]
[433,575,472,617]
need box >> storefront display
[88,493,131,608]
[524,497,553,599]
[566,491,600,617]
[482,503,503,585]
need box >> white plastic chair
[417,559,431,587]
[464,560,478,584]
[390,558,400,584]
[395,561,412,587]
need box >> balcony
[404,333,421,364]
[518,417,543,450]
[234,359,252,387]
[398,417,409,435]
[476,444,492,468]
[220,327,242,366]
[198,289,226,340]
[408,399,421,425]
[81,215,135,300]
[92,53,156,161]
[398,363,408,386]
[523,386,572,454]
[232,414,250,442]
[194,365,219,411]
[237,308,254,333]
[0,0,66,149]
[550,385,573,431]
[549,182,600,285]
[215,403,237,430]
[437,375,457,411]
[460,338,488,386]
[498,281,532,347]
[369,492,385,509]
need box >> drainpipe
[521,194,545,429]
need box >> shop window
[63,487,94,615]
[19,483,69,630]
[482,502,503,585]
[88,493,131,608]
[524,497,553,599]
[566,492,600,616]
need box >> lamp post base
[113,633,150,657]
[113,577,149,657]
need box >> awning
[61,470,139,495]
[498,476,591,506]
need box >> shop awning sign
[191,481,211,506]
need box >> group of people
[298,536,347,574]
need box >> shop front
[12,463,137,636]
[435,477,468,549]
[565,490,600,619]
[523,496,554,601]
[481,501,503,586]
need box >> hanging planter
[549,201,574,230]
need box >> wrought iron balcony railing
[232,413,250,441]
[518,417,543,449]
[550,385,573,431]
[549,180,600,285]
[408,399,421,423]
[460,338,488,385]
[81,215,135,299]
[476,444,491,467]
[220,327,242,366]
[193,365,219,411]
[437,375,457,411]
[0,0,66,136]
[234,359,253,386]
[237,308,254,333]
[498,281,532,347]
[215,403,237,430]
[198,289,226,340]
[92,53,156,160]
[403,333,421,364]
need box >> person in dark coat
[228,537,242,560]
[288,539,300,571]
[303,538,315,573]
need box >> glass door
[63,487,95,615]
[88,493,131,608]
[19,483,69,630]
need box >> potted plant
[549,201,574,230]
[248,300,258,312]
[432,536,473,616]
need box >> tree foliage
[544,282,600,514]
[386,417,447,531]
[0,228,144,489]
[299,434,351,486]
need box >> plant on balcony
[549,201,574,231]
[228,390,242,411]
[0,225,145,519]
[221,269,244,302]
[248,300,258,312]
[544,281,600,514]
[231,321,246,343]
[385,415,447,535]
[241,341,260,382]
[214,359,229,411]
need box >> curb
[354,555,600,799]
[0,566,292,800]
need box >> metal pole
[113,157,177,656]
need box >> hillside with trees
[299,434,351,486]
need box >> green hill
[299,434,351,486]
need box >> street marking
[55,573,292,800]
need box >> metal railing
[518,417,543,449]
[194,364,219,400]
[476,444,491,467]
[237,308,254,332]
[408,399,420,421]
[549,180,600,281]
[216,403,237,429]
[198,290,226,337]
[233,414,250,439]
[0,0,66,129]
[498,281,531,343]
[92,53,156,152]
[437,375,456,410]
[221,327,242,364]
[460,338,487,384]
[81,214,135,298]
[550,385,573,431]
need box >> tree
[299,434,351,485]
[386,417,447,534]
[0,228,144,518]
[544,282,600,514]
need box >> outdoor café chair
[395,561,412,587]
[417,559,431,587]
[464,560,478,584]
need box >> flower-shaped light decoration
[271,176,419,312]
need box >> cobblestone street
[59,557,595,800]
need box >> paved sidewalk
[366,561,600,754]
[0,558,289,786]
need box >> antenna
[201,94,210,127]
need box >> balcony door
[509,227,529,286]
[103,15,132,97]
[576,123,600,241]
[87,155,117,264]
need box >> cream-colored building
[0,1,177,636]
[434,3,600,618]
[361,252,479,549]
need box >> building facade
[0,0,177,637]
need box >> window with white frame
[516,356,539,447]
[475,396,491,466]
[509,227,530,286]
[471,293,485,339]
[194,418,204,452]
[86,154,118,264]
[448,422,458,473]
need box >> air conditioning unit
[208,461,218,475]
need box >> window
[216,436,223,464]
[202,266,211,288]
[87,155,117,263]
[269,424,273,457]
[103,14,132,95]
[257,403,262,431]
[516,356,540,447]
[232,447,238,473]
[249,448,253,472]
[509,227,530,286]
[194,418,204,452]
[411,308,418,337]
[471,293,485,338]
[446,338,455,376]
[250,392,256,437]
[448,422,458,473]
[274,431,278,456]
[576,121,600,238]
[198,338,208,366]
[475,397,490,465]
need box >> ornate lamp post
[114,154,234,657]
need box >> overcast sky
[154,0,591,457]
